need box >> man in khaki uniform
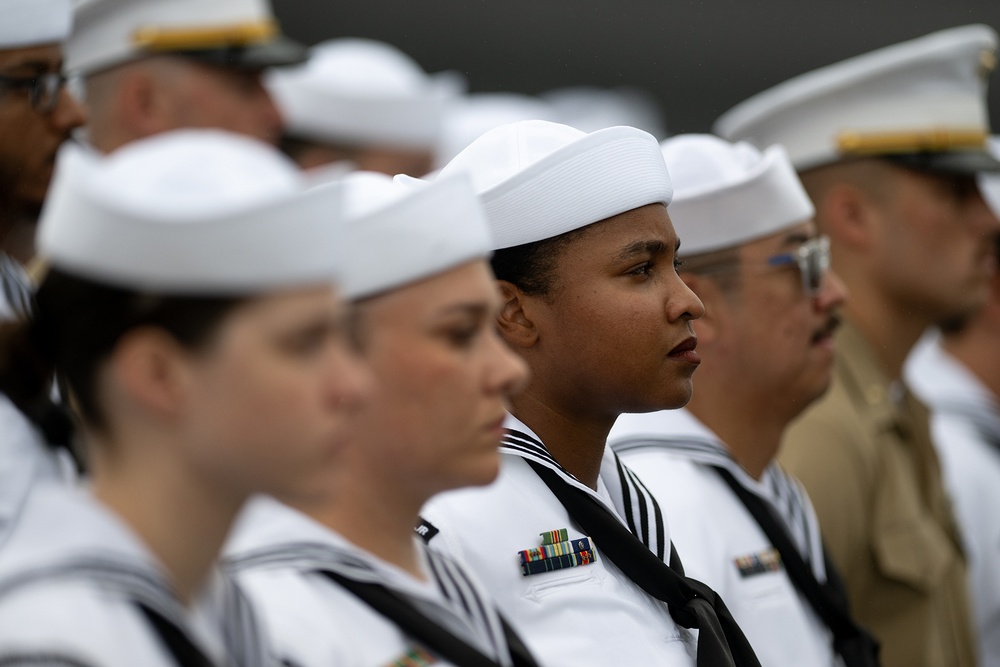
[716,25,1000,667]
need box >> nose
[50,85,87,132]
[815,268,848,311]
[667,272,706,322]
[485,329,530,398]
[970,186,1000,235]
[327,344,375,414]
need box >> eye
[627,261,654,277]
[445,324,481,348]
[674,257,685,272]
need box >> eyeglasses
[690,235,831,296]
[765,235,831,295]
[0,72,75,114]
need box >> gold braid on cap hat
[836,128,987,155]
[132,19,277,51]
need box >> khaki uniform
[779,318,976,667]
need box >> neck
[686,385,787,480]
[296,470,426,580]
[508,388,613,489]
[0,207,38,265]
[90,436,245,605]
[838,281,927,380]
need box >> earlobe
[495,281,540,349]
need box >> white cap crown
[267,38,461,150]
[38,130,345,293]
[436,120,673,249]
[338,172,492,300]
[662,135,815,255]
[715,24,998,171]
[0,0,72,49]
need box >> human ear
[117,65,177,138]
[108,328,191,421]
[495,281,540,349]
[815,182,875,252]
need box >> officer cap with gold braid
[66,0,307,76]
[715,24,1000,175]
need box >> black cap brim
[882,149,1000,175]
[175,35,308,71]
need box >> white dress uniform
[0,396,68,551]
[609,408,840,667]
[0,484,265,667]
[421,415,697,666]
[907,333,1000,667]
[226,497,519,667]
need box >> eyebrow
[616,239,669,262]
[438,302,494,319]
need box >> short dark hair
[0,269,246,457]
[489,227,589,298]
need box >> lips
[811,314,841,344]
[668,337,700,365]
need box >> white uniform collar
[500,413,672,564]
[226,496,512,664]
[610,408,826,580]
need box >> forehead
[738,220,816,258]
[361,259,499,318]
[0,43,62,72]
[559,203,675,261]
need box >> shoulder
[0,579,168,666]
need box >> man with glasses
[0,0,85,320]
[67,0,306,153]
[715,25,1000,667]
[609,135,868,667]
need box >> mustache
[811,314,841,343]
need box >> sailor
[417,119,760,667]
[266,38,461,175]
[69,0,305,153]
[0,0,85,319]
[609,134,877,666]
[906,136,1000,667]
[715,24,1000,667]
[0,0,86,553]
[226,171,535,667]
[0,130,369,665]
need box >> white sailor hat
[661,135,815,256]
[37,130,345,294]
[980,137,1000,217]
[338,171,492,300]
[267,38,462,151]
[67,0,307,76]
[436,92,559,170]
[715,24,1000,174]
[427,120,672,250]
[0,0,72,49]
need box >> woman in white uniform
[417,120,761,667]
[0,130,369,666]
[226,171,535,667]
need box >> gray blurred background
[272,0,1000,136]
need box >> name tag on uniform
[384,647,436,666]
[734,547,782,578]
[517,527,598,576]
